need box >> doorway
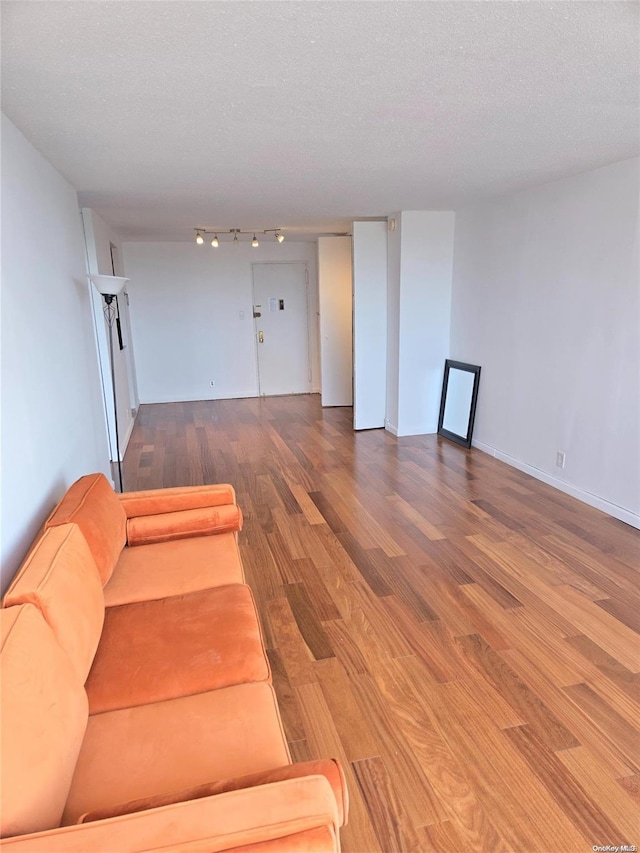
[252,262,311,396]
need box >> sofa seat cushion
[85,585,270,714]
[62,682,291,825]
[45,474,126,585]
[103,533,244,606]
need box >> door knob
[258,331,264,343]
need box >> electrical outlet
[556,451,566,469]
[210,380,216,387]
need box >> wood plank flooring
[123,394,640,853]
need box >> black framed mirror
[437,360,481,448]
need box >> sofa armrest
[0,777,340,852]
[118,484,237,518]
[79,759,348,828]
[118,484,242,545]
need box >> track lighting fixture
[194,227,285,246]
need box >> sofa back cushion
[45,474,126,585]
[0,604,88,838]
[3,524,105,682]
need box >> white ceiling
[2,1,638,242]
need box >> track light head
[233,232,238,243]
[195,231,204,245]
[211,235,219,247]
[252,234,259,248]
[276,232,285,243]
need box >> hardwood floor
[123,394,640,853]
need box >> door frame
[251,261,312,397]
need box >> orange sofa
[1,474,348,852]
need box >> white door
[252,262,311,396]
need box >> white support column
[386,211,456,436]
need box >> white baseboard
[385,420,440,438]
[118,415,136,461]
[140,391,322,405]
[473,439,640,530]
[139,391,260,404]
[398,425,438,438]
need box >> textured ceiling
[2,1,638,241]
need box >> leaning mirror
[437,360,481,448]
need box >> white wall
[451,157,640,526]
[122,241,319,403]
[386,211,455,436]
[353,221,387,429]
[1,114,111,591]
[318,236,353,407]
